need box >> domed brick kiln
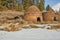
[24,5,43,23]
[43,10,55,21]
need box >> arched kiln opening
[54,17,57,21]
[37,17,41,22]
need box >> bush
[15,4,24,11]
[0,5,8,11]
[51,25,60,29]
[24,4,30,10]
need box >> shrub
[15,4,24,11]
[0,5,8,11]
[51,25,60,29]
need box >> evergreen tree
[39,0,45,11]
[1,0,18,9]
[0,0,8,10]
[16,4,23,11]
[23,0,32,10]
[0,0,18,10]
[36,0,40,6]
[34,0,36,5]
[0,0,2,5]
[7,0,18,9]
[46,5,52,11]
[31,0,39,6]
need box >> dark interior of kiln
[37,17,41,22]
[54,17,57,21]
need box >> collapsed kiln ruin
[24,5,55,23]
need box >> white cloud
[52,3,60,11]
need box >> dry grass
[0,23,22,32]
[1,23,60,31]
[0,19,29,32]
[30,25,40,28]
[51,25,60,30]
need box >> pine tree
[46,5,52,11]
[7,0,18,9]
[39,0,45,11]
[34,0,36,5]
[36,0,39,6]
[0,0,8,11]
[23,0,32,10]
[0,0,18,9]
[31,0,39,6]
[16,4,23,11]
[0,0,2,5]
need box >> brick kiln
[43,10,55,21]
[24,5,43,23]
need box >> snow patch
[0,28,60,40]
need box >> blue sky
[45,0,60,7]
